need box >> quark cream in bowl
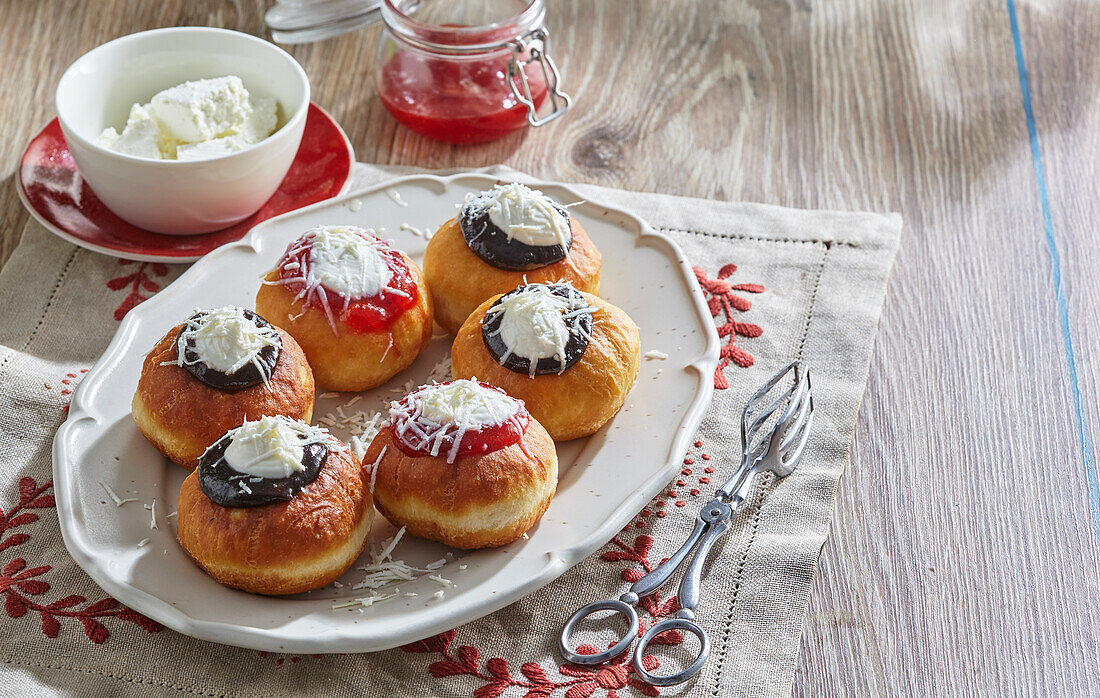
[56,27,310,235]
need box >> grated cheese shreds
[99,481,138,507]
[163,306,281,386]
[644,350,670,360]
[262,227,410,333]
[367,446,385,494]
[144,499,158,530]
[483,282,595,377]
[388,379,526,464]
[331,591,399,612]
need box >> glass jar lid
[265,0,382,44]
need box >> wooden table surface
[2,1,1098,694]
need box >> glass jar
[374,0,572,144]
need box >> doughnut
[132,305,315,470]
[364,379,558,549]
[176,416,372,595]
[423,183,601,334]
[256,225,434,391]
[451,283,641,441]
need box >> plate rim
[52,172,720,652]
[15,103,355,264]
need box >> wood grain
[1,0,1099,694]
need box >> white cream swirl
[170,305,280,379]
[220,415,336,479]
[463,183,572,248]
[308,226,394,299]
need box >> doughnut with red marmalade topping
[365,379,558,550]
[256,225,434,391]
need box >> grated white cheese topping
[265,226,411,332]
[389,380,522,463]
[644,350,670,360]
[483,283,595,377]
[463,183,572,249]
[99,481,138,507]
[218,415,340,479]
[386,189,408,207]
[365,446,386,494]
[308,226,393,299]
[167,305,280,379]
[144,499,158,530]
[399,223,433,239]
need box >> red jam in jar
[375,0,570,144]
[276,230,419,333]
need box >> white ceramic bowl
[56,27,310,235]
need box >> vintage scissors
[559,362,814,686]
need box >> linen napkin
[0,165,899,697]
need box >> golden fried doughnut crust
[451,292,640,441]
[423,217,601,335]
[366,420,558,550]
[255,253,434,392]
[132,325,314,471]
[176,447,372,595]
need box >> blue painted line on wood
[1006,0,1100,548]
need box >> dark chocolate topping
[459,199,572,271]
[176,308,281,391]
[197,432,329,508]
[481,284,593,376]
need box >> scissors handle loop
[558,598,639,665]
[632,615,711,687]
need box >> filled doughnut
[423,183,601,334]
[176,415,372,595]
[364,379,558,549]
[256,225,434,391]
[451,282,641,441]
[132,305,314,470]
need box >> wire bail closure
[507,27,572,127]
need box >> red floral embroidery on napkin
[256,651,325,667]
[0,477,163,643]
[398,531,688,696]
[46,368,88,413]
[107,260,169,320]
[693,264,764,389]
[400,629,665,697]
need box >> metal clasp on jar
[507,27,572,127]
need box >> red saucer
[17,103,354,262]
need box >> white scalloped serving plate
[53,173,719,653]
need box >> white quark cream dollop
[492,286,572,361]
[390,380,524,462]
[411,380,520,429]
[465,183,572,248]
[95,76,277,161]
[221,415,333,479]
[307,227,393,299]
[483,284,596,376]
[175,305,280,375]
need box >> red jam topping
[275,231,419,334]
[378,48,548,144]
[387,380,531,462]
